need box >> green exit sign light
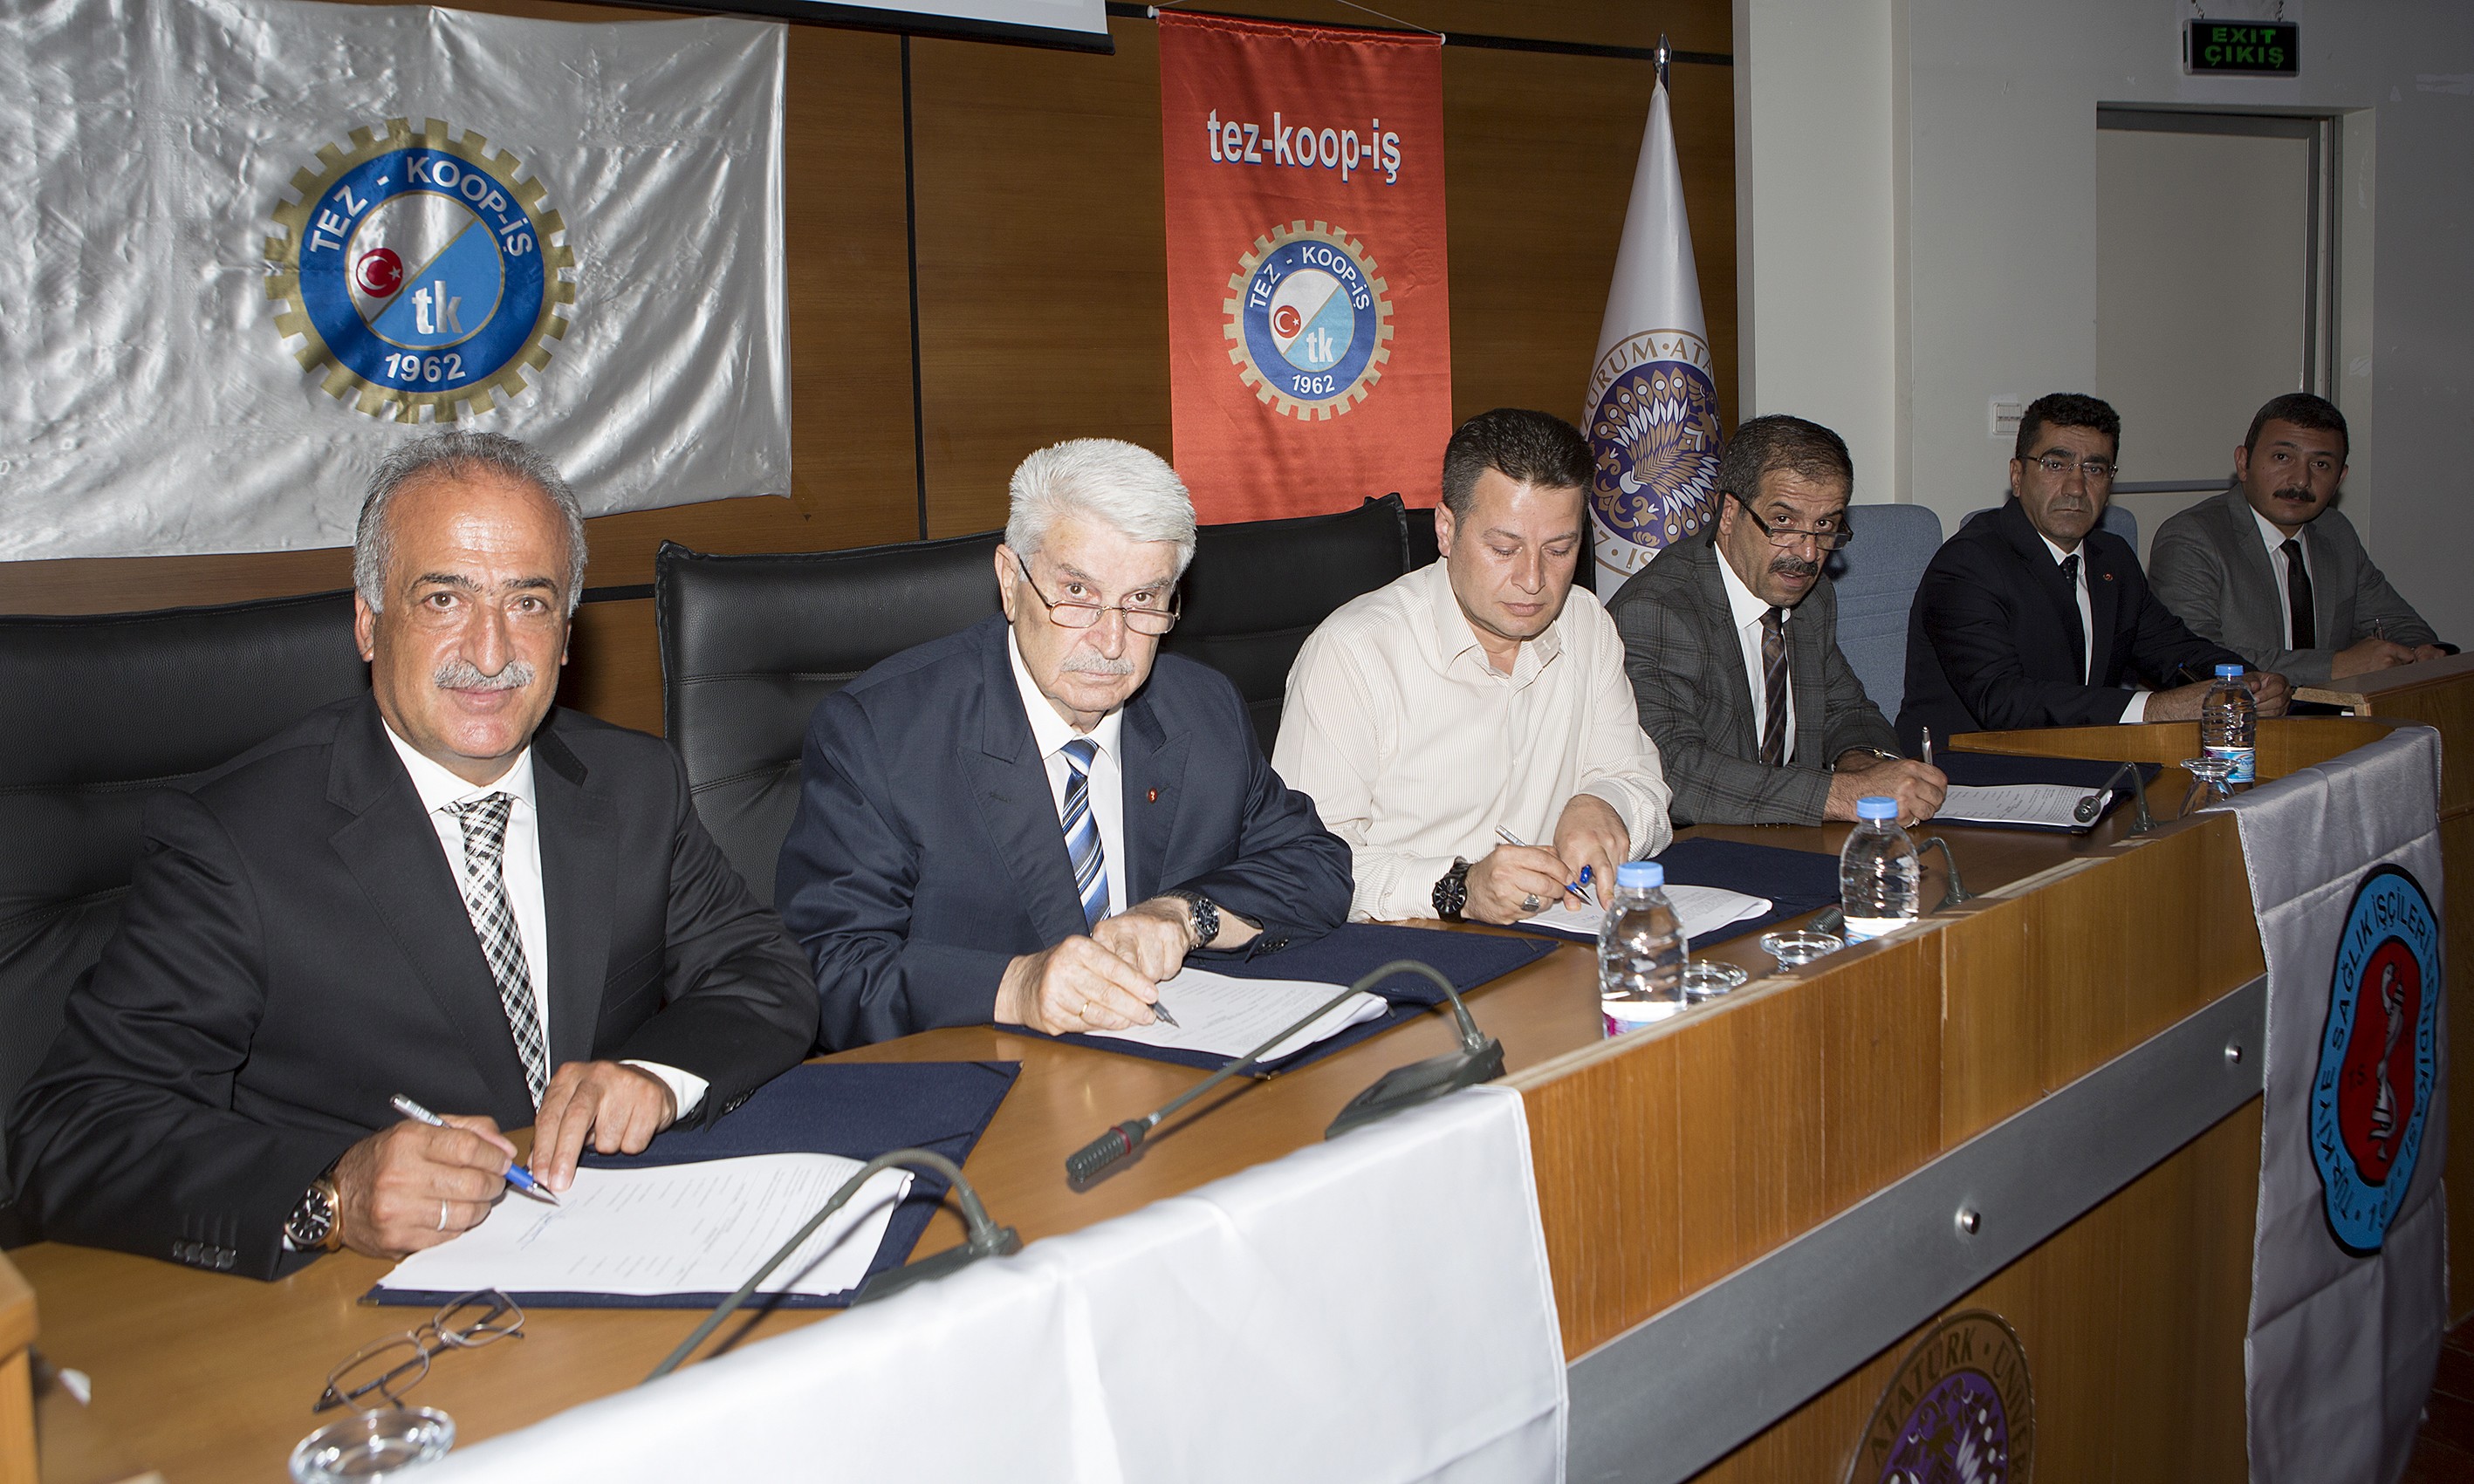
[2186,20,2299,77]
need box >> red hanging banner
[1157,11,1452,522]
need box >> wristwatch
[1432,858,1471,922]
[1837,748,1904,769]
[1162,889,1221,949]
[284,1175,343,1252]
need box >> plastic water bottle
[1840,797,1922,943]
[2200,663,2257,786]
[1599,861,1687,1035]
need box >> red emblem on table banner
[1157,11,1452,522]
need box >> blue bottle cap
[1616,861,1663,889]
[2216,663,2244,677]
[1856,796,1899,820]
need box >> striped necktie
[449,793,548,1106]
[1059,738,1110,931]
[1759,606,1789,766]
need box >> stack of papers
[1519,884,1772,942]
[375,1152,912,1300]
[1090,966,1387,1062]
[1936,783,2109,829]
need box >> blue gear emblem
[266,119,577,420]
[1223,221,1393,421]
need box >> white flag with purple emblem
[0,0,787,561]
[1581,69,1723,598]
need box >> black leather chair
[1159,494,1413,755]
[0,591,368,1243]
[654,533,1005,904]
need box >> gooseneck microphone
[645,1147,1018,1383]
[2075,761,2155,833]
[1066,959,1499,1187]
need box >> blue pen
[1494,826,1599,907]
[390,1093,560,1205]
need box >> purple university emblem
[1850,1310,2035,1484]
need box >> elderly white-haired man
[776,437,1354,1048]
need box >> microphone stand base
[853,1226,1023,1305]
[1325,1039,1506,1141]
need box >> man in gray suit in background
[1607,414,1945,827]
[2150,393,2446,686]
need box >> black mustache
[1770,556,1820,580]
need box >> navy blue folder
[1509,835,1843,947]
[1937,751,2162,831]
[367,1060,1019,1310]
[1044,921,1557,1077]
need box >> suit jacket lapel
[1118,694,1188,901]
[532,718,614,1069]
[1692,546,1762,756]
[965,627,1096,946]
[325,699,533,1101]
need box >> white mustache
[1059,653,1136,677]
[435,659,536,692]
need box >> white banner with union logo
[2219,726,2448,1484]
[0,0,787,561]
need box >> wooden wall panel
[907,17,1175,539]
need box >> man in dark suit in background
[1898,393,2291,750]
[1607,414,1944,827]
[7,433,818,1277]
[775,438,1352,1049]
[2148,392,2445,686]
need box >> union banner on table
[0,0,788,561]
[2218,727,2449,1484]
[1156,12,1451,523]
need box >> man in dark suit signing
[1607,414,1945,827]
[1898,393,2291,751]
[7,434,817,1276]
[775,438,1352,1048]
[2148,393,2446,685]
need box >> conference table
[0,715,2414,1483]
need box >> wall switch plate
[1990,396,2024,441]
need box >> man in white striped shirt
[1275,409,1674,925]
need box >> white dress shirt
[1273,561,1674,922]
[381,722,704,1118]
[2038,534,2148,724]
[1007,629,1132,920]
[2252,505,2311,647]
[1714,551,1796,761]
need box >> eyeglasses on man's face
[1012,552,1181,636]
[1730,492,1854,552]
[2027,453,2117,483]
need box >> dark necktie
[449,793,548,1106]
[1758,606,1789,766]
[2280,538,2317,649]
[1059,738,1110,931]
[2058,552,2087,681]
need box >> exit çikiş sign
[2186,19,2299,77]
